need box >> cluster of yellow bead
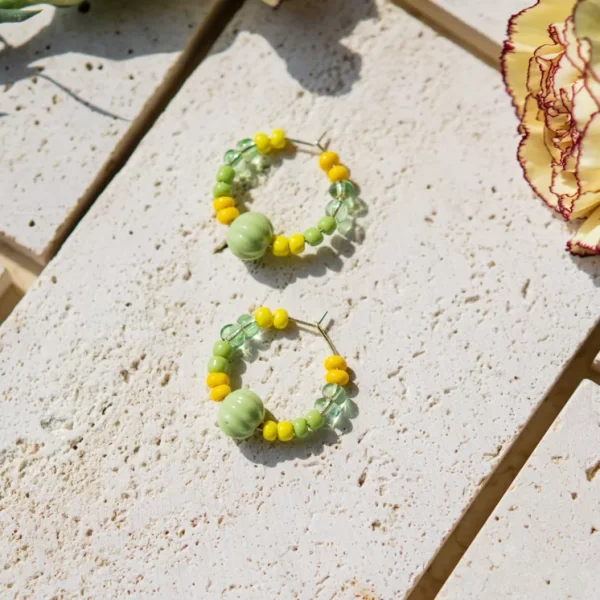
[262,420,295,442]
[254,128,287,154]
[254,306,289,330]
[324,354,350,386]
[319,151,351,183]
[213,196,239,225]
[206,372,231,402]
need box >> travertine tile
[0,0,209,263]
[0,1,598,598]
[439,380,600,599]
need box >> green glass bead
[237,138,255,151]
[326,199,349,222]
[220,324,245,349]
[250,153,270,172]
[217,165,235,184]
[208,355,228,373]
[226,212,274,261]
[314,397,341,425]
[292,418,309,438]
[318,216,337,235]
[238,139,259,161]
[223,149,242,166]
[234,160,257,186]
[337,218,355,237]
[305,409,324,431]
[213,181,232,198]
[218,389,265,439]
[213,340,233,359]
[237,314,260,339]
[329,180,357,202]
[323,383,348,404]
[304,227,324,247]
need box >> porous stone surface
[439,380,600,599]
[0,1,599,598]
[0,0,208,263]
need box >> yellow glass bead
[213,196,235,212]
[273,308,289,330]
[217,206,240,225]
[255,306,274,328]
[272,235,290,257]
[206,372,230,388]
[263,420,278,442]
[210,384,231,402]
[325,369,350,386]
[289,233,305,255]
[277,421,295,442]
[270,128,287,150]
[328,164,350,183]
[319,151,339,171]
[254,132,272,154]
[324,355,347,371]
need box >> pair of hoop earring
[207,130,359,443]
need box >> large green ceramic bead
[226,212,274,261]
[218,389,265,439]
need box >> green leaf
[0,7,40,21]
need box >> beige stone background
[1,0,600,598]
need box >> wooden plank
[0,1,599,597]
[0,0,210,264]
[439,380,600,599]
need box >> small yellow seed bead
[210,384,231,402]
[217,206,240,225]
[277,421,295,442]
[328,164,350,183]
[213,196,235,212]
[206,372,230,388]
[273,308,289,330]
[263,420,278,442]
[319,151,339,171]
[254,132,272,154]
[270,128,287,150]
[272,235,290,257]
[289,233,305,255]
[326,369,350,386]
[255,306,274,328]
[324,355,347,371]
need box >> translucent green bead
[217,165,235,184]
[237,314,260,339]
[329,180,357,202]
[314,397,341,426]
[213,182,232,198]
[304,227,324,246]
[326,199,349,222]
[220,324,245,349]
[292,418,309,438]
[337,218,355,237]
[238,139,259,161]
[223,149,243,166]
[323,383,348,404]
[306,410,324,430]
[234,160,257,186]
[250,153,270,172]
[318,216,337,235]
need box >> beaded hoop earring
[206,307,356,442]
[211,129,360,261]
